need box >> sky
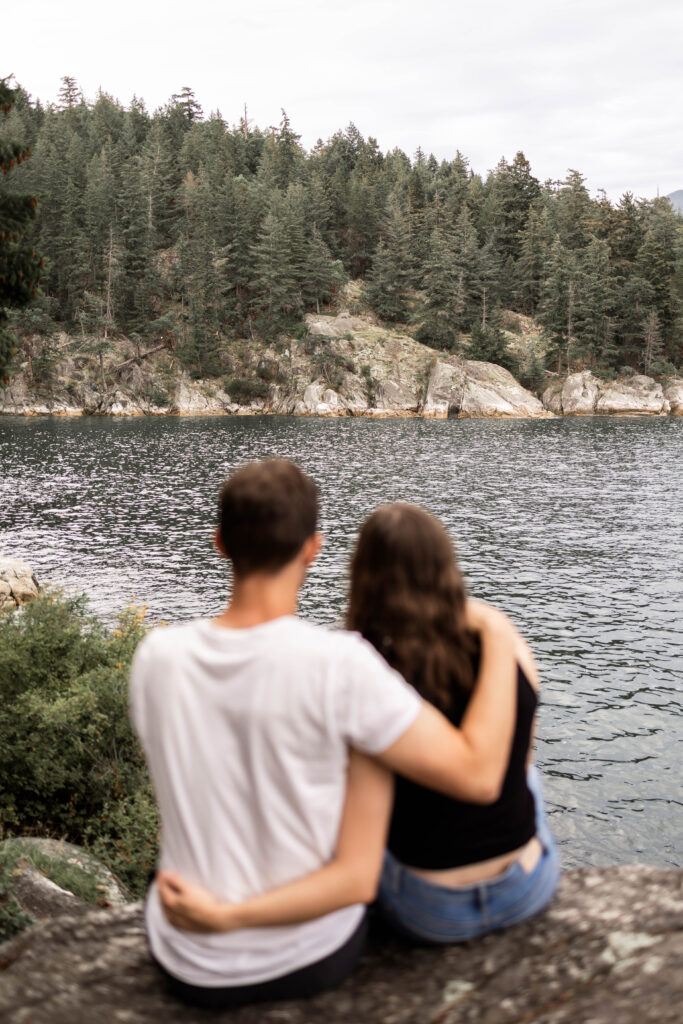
[7,0,683,201]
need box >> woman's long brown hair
[346,503,476,708]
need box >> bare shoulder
[467,600,540,692]
[512,631,540,692]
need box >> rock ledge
[0,866,680,1023]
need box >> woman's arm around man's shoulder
[375,599,519,804]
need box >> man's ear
[213,528,227,558]
[301,532,323,567]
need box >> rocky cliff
[0,312,551,421]
[0,866,680,1023]
[3,313,680,421]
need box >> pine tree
[414,228,466,351]
[641,310,664,374]
[537,235,578,372]
[557,170,592,250]
[365,195,414,322]
[468,305,518,374]
[251,206,301,340]
[516,202,552,314]
[574,238,615,367]
[635,199,681,360]
[0,78,44,381]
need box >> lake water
[1,414,682,869]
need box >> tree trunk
[104,226,114,338]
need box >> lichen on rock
[0,866,680,1023]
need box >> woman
[158,503,559,946]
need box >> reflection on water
[1,414,682,868]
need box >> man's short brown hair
[218,459,318,577]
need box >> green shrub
[224,377,269,402]
[649,360,677,377]
[360,364,377,405]
[0,842,101,906]
[0,861,34,942]
[0,592,158,898]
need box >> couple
[130,458,560,1010]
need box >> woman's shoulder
[512,632,540,693]
[466,600,540,694]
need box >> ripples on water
[1,414,681,868]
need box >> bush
[649,360,677,378]
[0,861,34,942]
[223,377,269,403]
[360,364,377,405]
[0,592,158,898]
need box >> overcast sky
[8,0,683,201]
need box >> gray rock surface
[0,838,130,913]
[9,865,88,922]
[557,371,601,415]
[1,867,680,1023]
[374,378,419,413]
[543,372,676,417]
[0,558,40,608]
[596,375,670,415]
[424,359,550,419]
[663,379,683,414]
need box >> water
[1,414,682,868]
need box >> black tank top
[387,658,538,868]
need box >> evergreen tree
[641,310,664,374]
[516,202,552,314]
[537,235,578,372]
[414,228,466,351]
[557,170,592,250]
[574,237,615,366]
[0,78,44,381]
[365,195,414,322]
[251,206,302,340]
[468,305,518,374]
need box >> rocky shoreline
[2,311,681,420]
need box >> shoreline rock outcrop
[0,558,40,609]
[542,372,677,417]
[0,866,680,1023]
[2,316,680,422]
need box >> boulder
[297,382,348,417]
[596,375,670,415]
[423,360,549,419]
[558,371,601,415]
[663,379,683,414]
[0,867,680,1023]
[0,558,40,609]
[9,866,88,922]
[541,379,564,414]
[305,315,344,340]
[422,360,466,417]
[0,838,130,913]
[460,362,548,418]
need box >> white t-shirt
[129,615,422,987]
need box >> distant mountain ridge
[667,189,683,211]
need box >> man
[130,459,515,1008]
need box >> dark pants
[151,912,368,1011]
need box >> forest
[2,76,682,388]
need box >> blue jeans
[377,765,561,943]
